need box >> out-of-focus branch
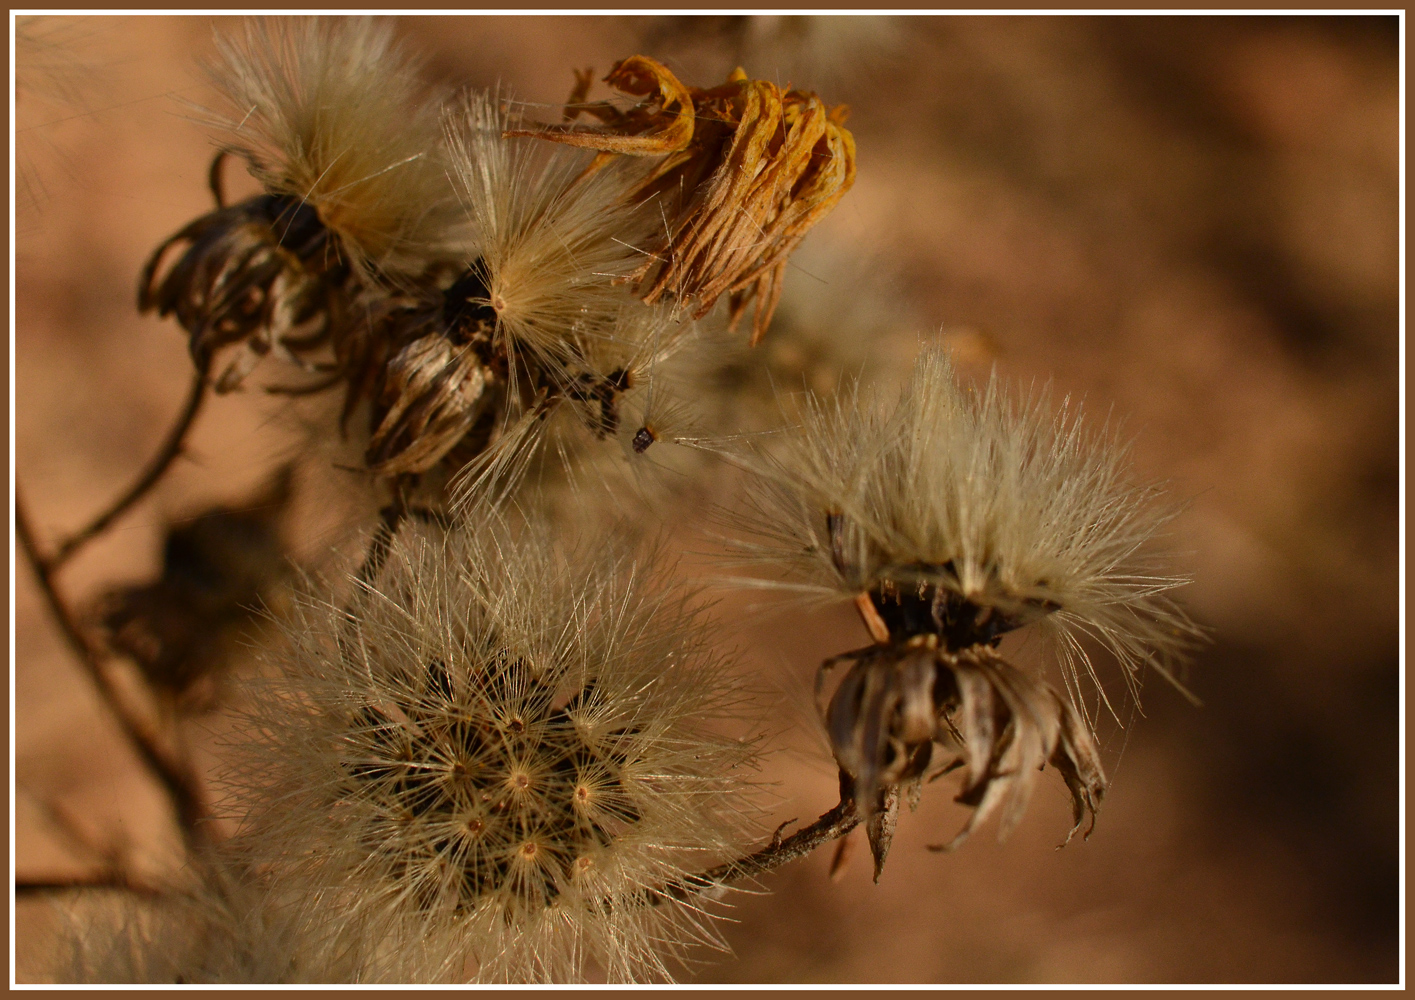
[50,366,207,569]
[16,486,208,850]
[16,875,161,898]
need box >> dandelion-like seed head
[233,523,766,982]
[725,347,1205,872]
[444,91,671,392]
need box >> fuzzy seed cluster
[229,525,766,983]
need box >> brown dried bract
[359,264,639,478]
[819,636,1106,881]
[138,167,352,393]
[509,57,856,346]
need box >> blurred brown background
[14,15,1400,983]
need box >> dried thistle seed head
[722,347,1203,861]
[509,56,856,345]
[444,305,703,512]
[231,523,767,983]
[140,17,455,392]
[370,91,698,493]
[728,347,1204,707]
[444,91,669,392]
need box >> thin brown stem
[355,498,409,590]
[51,366,208,569]
[652,796,861,904]
[16,487,209,851]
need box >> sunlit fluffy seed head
[443,91,680,395]
[229,522,767,983]
[203,16,457,281]
[724,347,1205,715]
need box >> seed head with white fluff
[721,348,1205,875]
[228,523,768,983]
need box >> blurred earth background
[13,14,1401,983]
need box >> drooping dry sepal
[139,17,456,392]
[820,638,1106,878]
[510,58,856,345]
[230,522,767,982]
[931,645,1106,851]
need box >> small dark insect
[631,425,657,454]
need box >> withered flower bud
[364,268,507,477]
[507,56,856,345]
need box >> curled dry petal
[502,55,695,156]
[512,58,855,345]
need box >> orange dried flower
[507,56,856,346]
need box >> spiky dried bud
[228,523,767,983]
[139,17,455,391]
[723,348,1204,873]
[508,56,856,345]
[369,91,694,488]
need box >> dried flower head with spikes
[723,348,1204,878]
[230,523,766,983]
[364,91,693,483]
[139,17,455,392]
[508,56,856,345]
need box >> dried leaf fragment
[504,55,695,157]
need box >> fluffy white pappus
[443,91,681,395]
[723,347,1205,718]
[226,523,768,983]
[204,16,456,280]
